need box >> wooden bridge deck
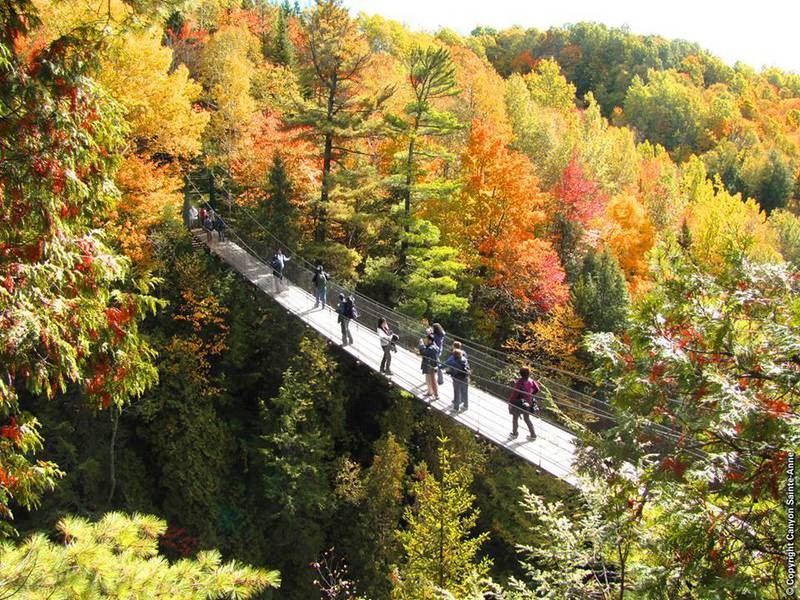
[201,235,581,487]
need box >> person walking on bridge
[444,347,470,411]
[418,334,439,400]
[202,212,213,243]
[337,293,355,346]
[214,213,226,242]
[508,367,540,440]
[312,264,329,309]
[430,323,446,385]
[377,317,396,376]
[271,248,290,293]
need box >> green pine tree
[392,436,491,599]
[256,337,344,596]
[269,0,294,66]
[386,46,460,270]
[572,247,630,333]
[259,154,301,249]
[292,0,393,242]
[0,512,279,598]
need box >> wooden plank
[201,234,581,487]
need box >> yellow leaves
[522,57,576,114]
[603,193,655,294]
[173,290,229,360]
[99,31,208,159]
[505,303,586,376]
[685,181,781,270]
[200,24,261,162]
[446,45,511,135]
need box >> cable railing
[185,177,708,460]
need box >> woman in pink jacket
[507,367,540,440]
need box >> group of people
[189,206,226,243]
[417,324,539,439]
[266,247,541,441]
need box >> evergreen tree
[508,484,640,600]
[293,0,392,242]
[270,0,294,66]
[260,154,301,248]
[256,338,343,596]
[392,436,491,599]
[572,247,630,333]
[396,219,470,324]
[0,513,279,598]
[386,46,460,270]
[552,212,586,283]
[134,279,235,546]
[750,149,793,214]
[355,434,409,600]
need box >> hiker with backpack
[418,333,440,400]
[312,264,329,309]
[202,213,214,243]
[377,317,397,376]
[271,248,290,293]
[508,367,540,440]
[430,323,446,385]
[444,347,470,411]
[337,293,355,346]
[214,213,226,242]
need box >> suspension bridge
[196,230,583,485]
[186,177,697,489]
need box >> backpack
[314,272,327,287]
[271,256,282,271]
[343,300,357,319]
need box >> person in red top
[508,366,540,440]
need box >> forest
[0,0,798,597]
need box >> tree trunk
[399,112,420,272]
[316,73,338,243]
[107,407,120,505]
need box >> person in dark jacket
[418,334,439,400]
[312,264,329,309]
[202,214,213,243]
[271,248,290,293]
[444,348,470,411]
[508,366,540,440]
[337,293,354,346]
[431,323,446,384]
[214,214,226,242]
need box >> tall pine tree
[293,0,392,242]
[386,46,460,269]
[392,436,490,599]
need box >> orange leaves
[0,417,22,444]
[457,118,545,246]
[113,155,183,267]
[231,111,317,210]
[455,119,567,312]
[105,303,134,343]
[487,237,569,313]
[173,290,229,360]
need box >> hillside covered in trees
[0,0,798,597]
